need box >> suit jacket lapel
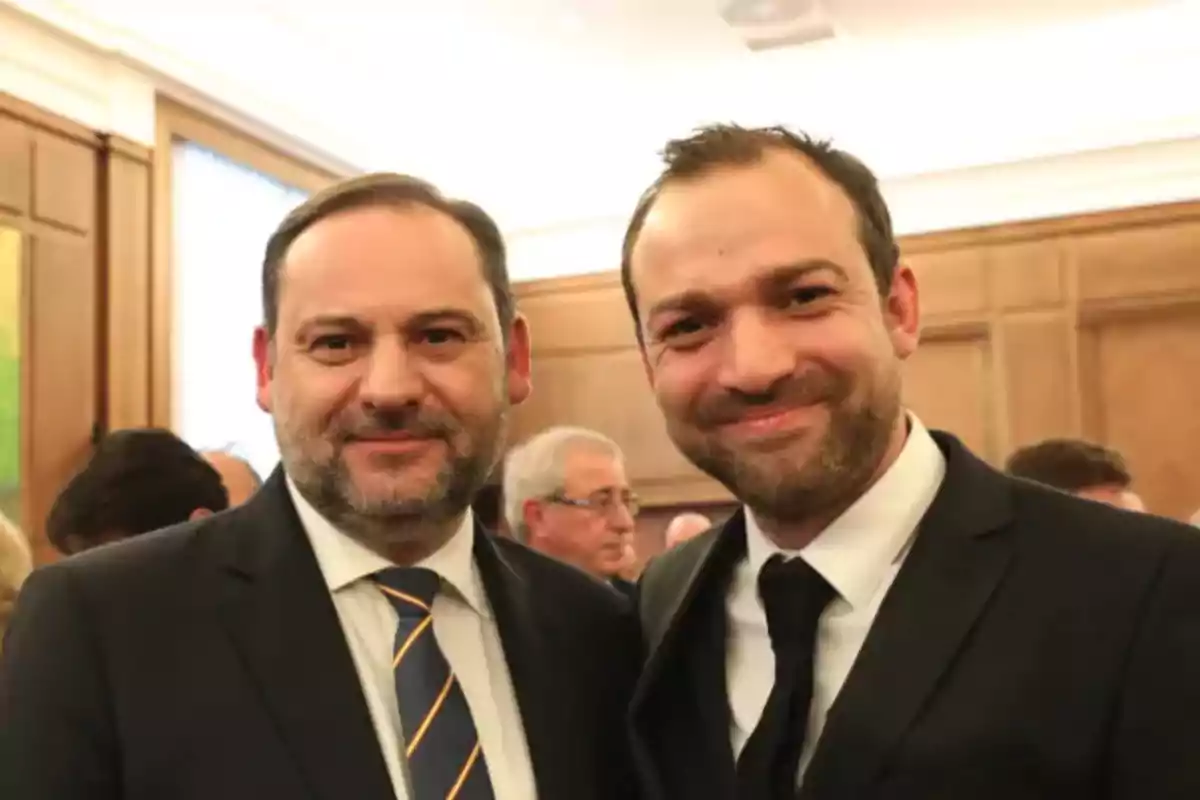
[801,433,1016,800]
[215,470,394,800]
[473,527,576,800]
[630,514,748,800]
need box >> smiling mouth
[346,436,440,453]
[719,405,823,438]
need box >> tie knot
[757,554,836,652]
[375,567,440,617]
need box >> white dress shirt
[726,415,946,785]
[289,480,538,800]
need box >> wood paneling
[102,136,153,430]
[32,131,95,233]
[1079,308,1200,519]
[0,93,101,562]
[903,332,994,458]
[513,199,1200,524]
[0,118,31,215]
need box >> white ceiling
[10,0,1196,232]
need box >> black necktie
[736,554,836,800]
[375,567,496,800]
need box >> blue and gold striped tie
[375,567,496,800]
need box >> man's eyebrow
[405,308,486,336]
[293,315,366,342]
[758,260,849,291]
[646,259,849,320]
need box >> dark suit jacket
[0,471,641,800]
[630,431,1200,800]
[611,576,637,601]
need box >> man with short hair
[622,123,1200,799]
[503,426,637,594]
[663,512,712,549]
[1005,438,1145,512]
[2,172,639,800]
[201,450,264,507]
[47,428,229,555]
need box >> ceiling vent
[719,0,836,51]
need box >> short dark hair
[620,123,900,337]
[46,428,229,554]
[1005,438,1133,492]
[261,172,514,340]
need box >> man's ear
[506,314,533,406]
[884,263,921,360]
[253,326,274,413]
[189,507,215,522]
[521,498,544,542]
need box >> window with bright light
[171,141,309,478]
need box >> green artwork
[0,228,20,524]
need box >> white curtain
[172,141,309,479]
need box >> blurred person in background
[47,428,230,555]
[664,511,712,549]
[1005,438,1146,512]
[0,511,32,653]
[200,450,263,507]
[505,426,639,597]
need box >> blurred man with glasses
[504,427,639,597]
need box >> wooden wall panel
[28,234,96,559]
[0,94,101,562]
[513,198,1200,524]
[0,118,31,214]
[1075,220,1200,303]
[902,333,994,459]
[1079,309,1200,519]
[32,131,95,233]
[989,240,1065,310]
[103,137,153,430]
[1001,313,1077,449]
[908,249,989,317]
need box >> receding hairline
[629,144,864,257]
[276,201,486,279]
[269,200,507,340]
[262,172,514,342]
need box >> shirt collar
[287,477,490,619]
[744,414,946,610]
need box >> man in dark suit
[618,123,1200,799]
[0,173,640,800]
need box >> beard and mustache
[277,400,506,548]
[667,364,901,525]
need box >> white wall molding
[506,133,1200,282]
[0,4,154,142]
[0,2,361,175]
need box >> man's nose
[610,502,636,533]
[716,310,795,396]
[358,338,423,408]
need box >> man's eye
[790,286,835,306]
[421,328,466,346]
[661,318,705,340]
[312,334,353,351]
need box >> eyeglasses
[546,490,641,517]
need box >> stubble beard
[672,370,902,529]
[278,405,508,556]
